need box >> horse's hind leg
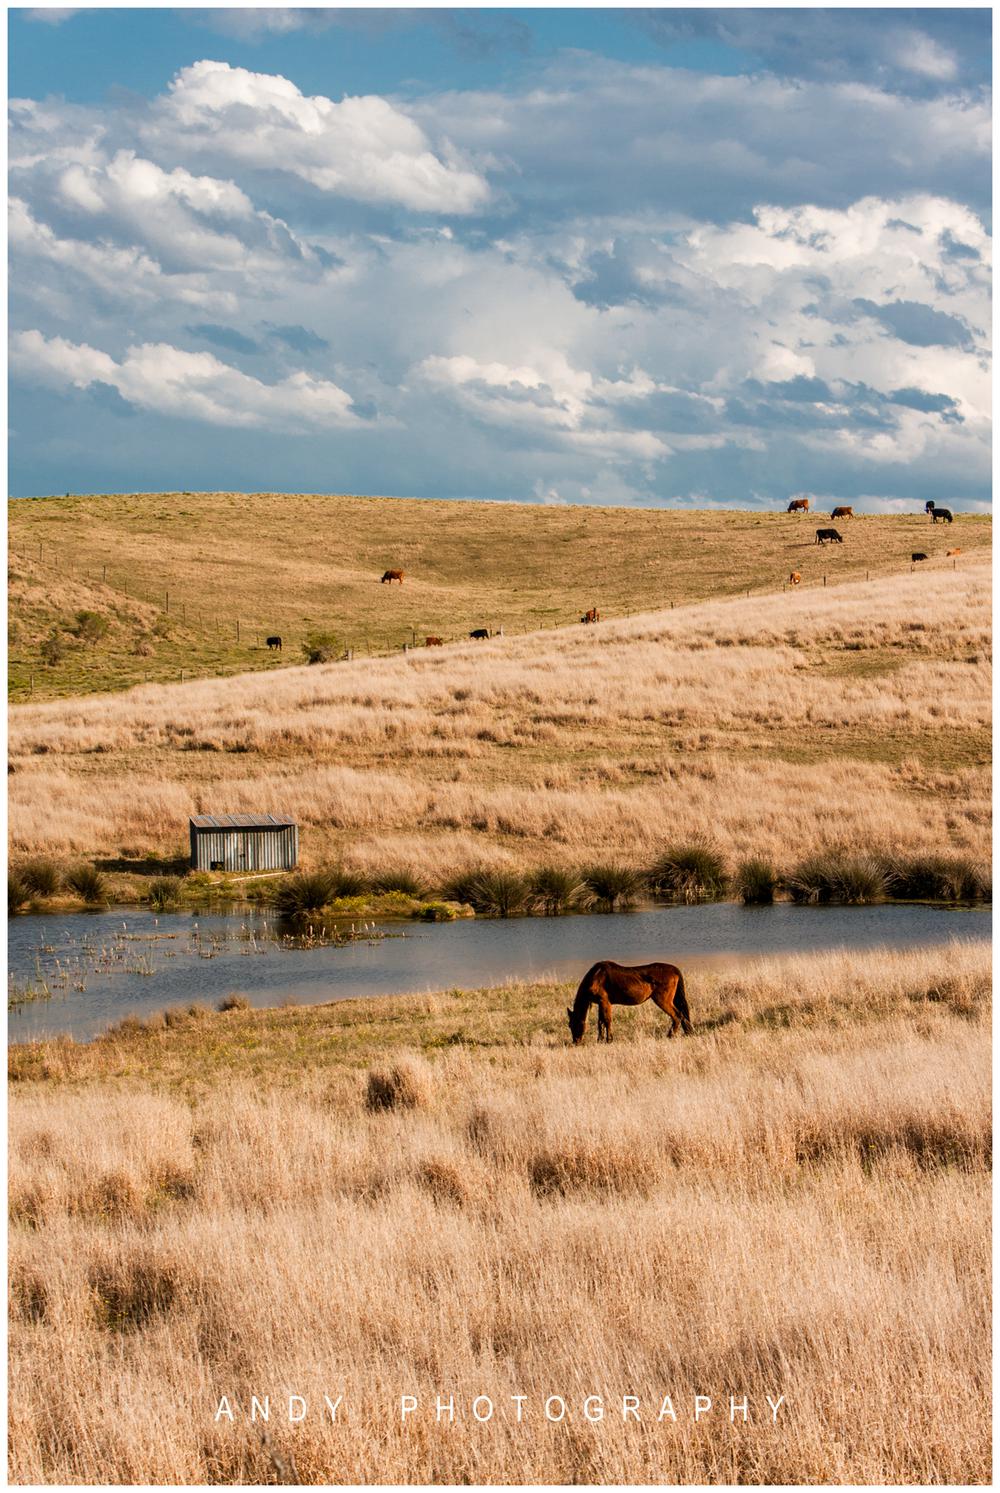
[652,987,680,1038]
[597,1002,612,1042]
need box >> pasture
[8,560,991,885]
[7,492,991,701]
[8,940,991,1484]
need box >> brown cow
[580,607,601,623]
[787,497,810,513]
[789,571,801,585]
[831,506,854,519]
[381,569,405,584]
[947,548,962,557]
[425,635,444,646]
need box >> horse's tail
[674,971,693,1034]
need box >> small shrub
[528,865,584,915]
[368,865,428,897]
[302,630,341,664]
[39,629,65,666]
[365,1057,433,1112]
[581,863,642,912]
[417,1159,469,1207]
[151,616,171,639]
[73,609,109,644]
[733,858,777,905]
[273,871,337,918]
[65,864,108,904]
[415,901,464,921]
[132,638,154,657]
[648,842,728,903]
[18,858,62,897]
[218,993,251,1012]
[8,874,31,916]
[147,876,182,910]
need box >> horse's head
[567,1005,586,1044]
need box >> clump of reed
[437,868,529,917]
[580,863,642,912]
[733,857,778,905]
[147,876,182,911]
[647,841,728,903]
[368,865,428,898]
[64,864,108,905]
[273,871,338,918]
[527,865,584,915]
[17,858,62,898]
[880,853,991,904]
[785,853,886,905]
[323,866,370,898]
[8,873,32,916]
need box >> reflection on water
[8,901,989,1044]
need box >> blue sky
[9,6,992,508]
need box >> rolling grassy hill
[8,491,990,701]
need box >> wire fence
[7,540,975,700]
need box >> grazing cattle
[381,569,405,584]
[789,571,801,586]
[425,636,444,647]
[931,508,953,524]
[911,552,928,563]
[815,528,843,544]
[580,607,601,623]
[831,506,854,519]
[947,548,962,557]
[265,636,282,651]
[787,497,810,513]
[469,628,490,640]
[567,960,692,1044]
[925,501,936,514]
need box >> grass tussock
[7,941,991,1484]
[365,1055,434,1113]
[733,857,778,905]
[648,841,729,902]
[146,875,182,910]
[64,864,108,904]
[580,863,642,911]
[785,852,887,904]
[17,857,62,897]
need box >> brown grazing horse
[381,569,405,584]
[787,497,809,512]
[567,960,692,1044]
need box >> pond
[7,901,990,1044]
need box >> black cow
[469,628,490,640]
[911,552,928,563]
[266,636,282,651]
[815,528,843,544]
[931,508,953,524]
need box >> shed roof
[190,814,296,831]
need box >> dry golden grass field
[8,492,990,701]
[9,555,991,887]
[8,941,991,1485]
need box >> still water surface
[8,901,988,1044]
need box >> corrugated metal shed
[189,814,298,872]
